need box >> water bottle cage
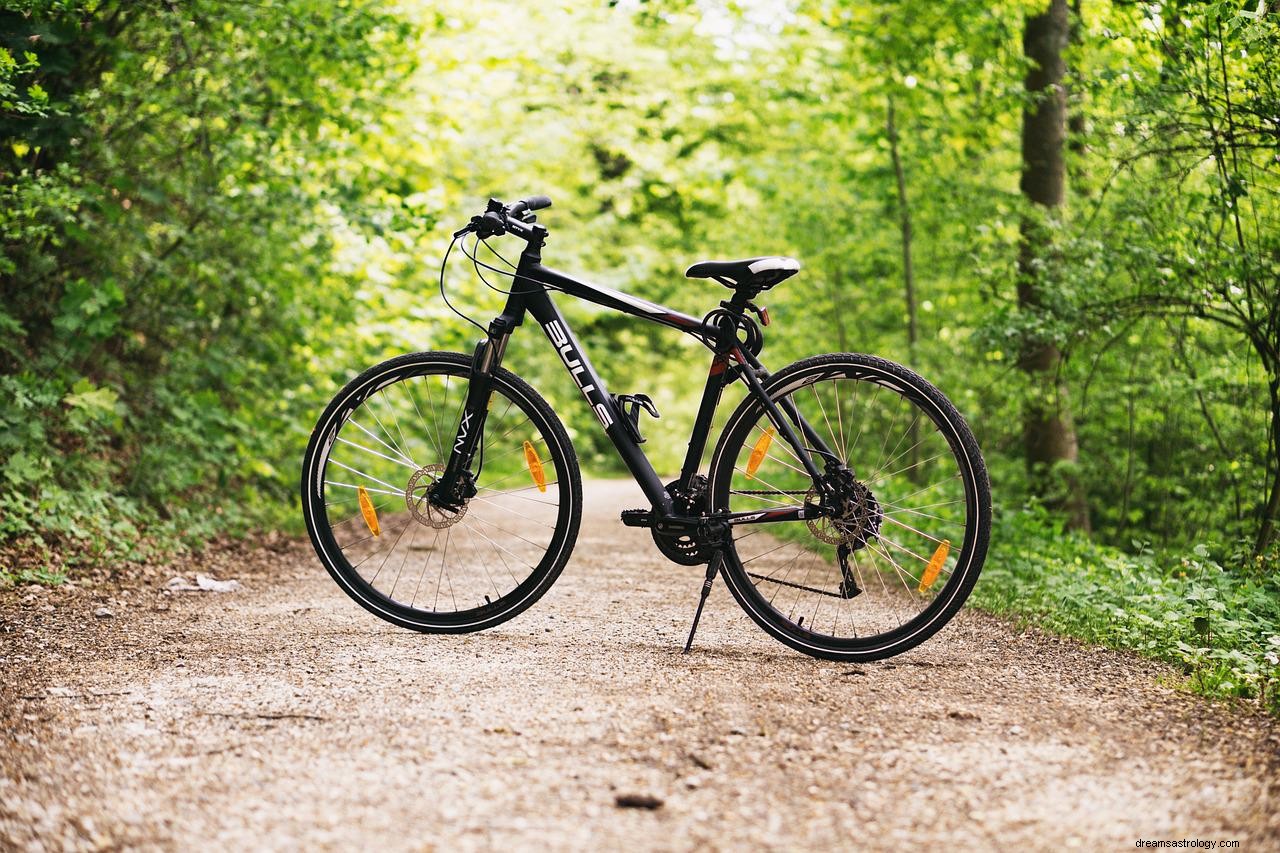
[612,393,659,444]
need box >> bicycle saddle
[685,256,801,290]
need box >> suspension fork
[431,325,512,506]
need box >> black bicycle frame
[437,234,837,526]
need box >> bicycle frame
[437,234,839,527]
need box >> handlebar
[452,195,552,241]
[509,195,551,218]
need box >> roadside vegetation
[2,0,1278,712]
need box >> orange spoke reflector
[524,440,547,493]
[357,485,381,537]
[746,427,775,479]
[918,539,950,593]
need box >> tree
[1017,0,1090,532]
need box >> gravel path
[2,479,1278,851]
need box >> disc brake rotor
[405,463,467,529]
[806,480,882,548]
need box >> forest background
[2,0,1279,711]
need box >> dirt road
[2,480,1278,850]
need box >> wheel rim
[313,363,569,622]
[714,362,980,648]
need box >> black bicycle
[301,195,991,661]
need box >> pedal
[612,393,659,444]
[620,509,654,528]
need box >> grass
[974,508,1280,715]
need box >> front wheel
[301,351,582,633]
[708,353,990,661]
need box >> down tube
[525,292,674,515]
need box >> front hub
[407,463,469,529]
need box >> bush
[975,509,1280,714]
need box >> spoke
[364,396,416,472]
[325,479,402,498]
[404,378,444,459]
[326,460,403,495]
[868,541,924,602]
[387,519,421,601]
[484,412,536,449]
[442,528,458,611]
[875,532,937,572]
[469,495,558,530]
[481,489,559,508]
[369,514,415,585]
[337,530,378,551]
[751,420,809,470]
[464,520,537,573]
[478,460,556,492]
[866,411,919,483]
[458,524,506,603]
[464,522,524,586]
[875,502,960,524]
[848,384,881,461]
[348,418,419,468]
[761,451,809,478]
[420,372,447,458]
[379,386,420,467]
[409,528,443,607]
[866,414,925,484]
[786,547,823,621]
[734,465,806,503]
[811,384,841,460]
[891,474,962,504]
[468,512,551,551]
[864,451,950,487]
[470,438,553,470]
[880,513,949,545]
[479,396,517,475]
[328,503,391,527]
[742,538,798,565]
[336,436,420,471]
[871,396,906,481]
[833,379,848,461]
[857,545,901,627]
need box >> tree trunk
[1019,0,1091,533]
[1254,377,1280,556]
[886,94,922,481]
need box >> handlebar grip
[510,195,552,217]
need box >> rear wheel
[301,351,582,632]
[708,353,990,661]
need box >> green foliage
[1,0,1277,711]
[975,510,1280,713]
[1,0,417,574]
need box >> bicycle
[301,195,991,661]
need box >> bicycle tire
[301,351,582,633]
[708,352,990,661]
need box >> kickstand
[682,552,723,654]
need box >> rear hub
[807,471,882,549]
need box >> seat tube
[678,353,731,485]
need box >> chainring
[652,476,713,566]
